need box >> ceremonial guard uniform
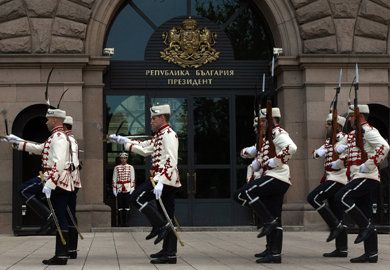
[6,109,73,265]
[234,107,297,264]
[110,104,181,264]
[63,116,82,259]
[112,152,135,226]
[331,105,389,263]
[307,114,349,257]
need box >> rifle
[353,64,368,162]
[330,69,342,161]
[265,56,276,158]
[255,74,265,151]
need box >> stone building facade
[0,0,388,233]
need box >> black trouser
[51,188,71,257]
[335,178,379,255]
[19,177,44,201]
[67,188,79,253]
[234,176,289,255]
[234,176,289,221]
[18,177,51,223]
[307,180,344,219]
[117,192,130,210]
[130,180,178,254]
[307,180,347,250]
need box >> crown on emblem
[182,17,197,30]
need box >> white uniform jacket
[264,125,297,184]
[334,122,389,181]
[314,132,348,185]
[124,124,181,187]
[112,164,135,193]
[18,126,73,191]
[66,131,82,189]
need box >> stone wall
[0,0,95,53]
[290,0,390,53]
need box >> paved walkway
[0,231,389,269]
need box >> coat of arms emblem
[160,17,220,68]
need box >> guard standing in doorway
[112,152,135,226]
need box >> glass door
[153,95,232,225]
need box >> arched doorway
[103,1,277,226]
[12,104,51,235]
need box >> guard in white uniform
[234,107,297,264]
[5,109,72,265]
[109,104,181,264]
[112,152,135,226]
[331,105,389,263]
[307,113,348,257]
[63,116,81,259]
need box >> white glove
[328,161,340,170]
[359,163,369,173]
[108,134,130,144]
[153,181,164,199]
[265,158,277,169]
[4,134,23,144]
[250,159,261,172]
[335,144,347,154]
[314,146,326,158]
[240,146,257,158]
[42,186,52,198]
[113,189,117,197]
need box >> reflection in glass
[194,97,229,164]
[105,5,154,60]
[194,0,273,59]
[152,98,188,164]
[106,95,146,166]
[134,0,186,26]
[195,169,230,198]
[106,0,273,61]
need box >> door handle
[192,172,197,195]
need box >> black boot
[255,233,272,258]
[68,226,78,259]
[256,228,282,263]
[140,203,169,245]
[124,209,130,227]
[249,197,277,238]
[150,255,177,264]
[324,228,348,257]
[42,231,68,265]
[316,205,343,242]
[150,249,166,258]
[350,229,378,263]
[347,206,374,244]
[146,227,159,240]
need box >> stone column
[77,56,111,230]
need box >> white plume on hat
[348,104,369,114]
[259,107,281,118]
[64,116,73,125]
[119,152,128,158]
[150,104,171,116]
[326,113,346,127]
[46,108,66,119]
